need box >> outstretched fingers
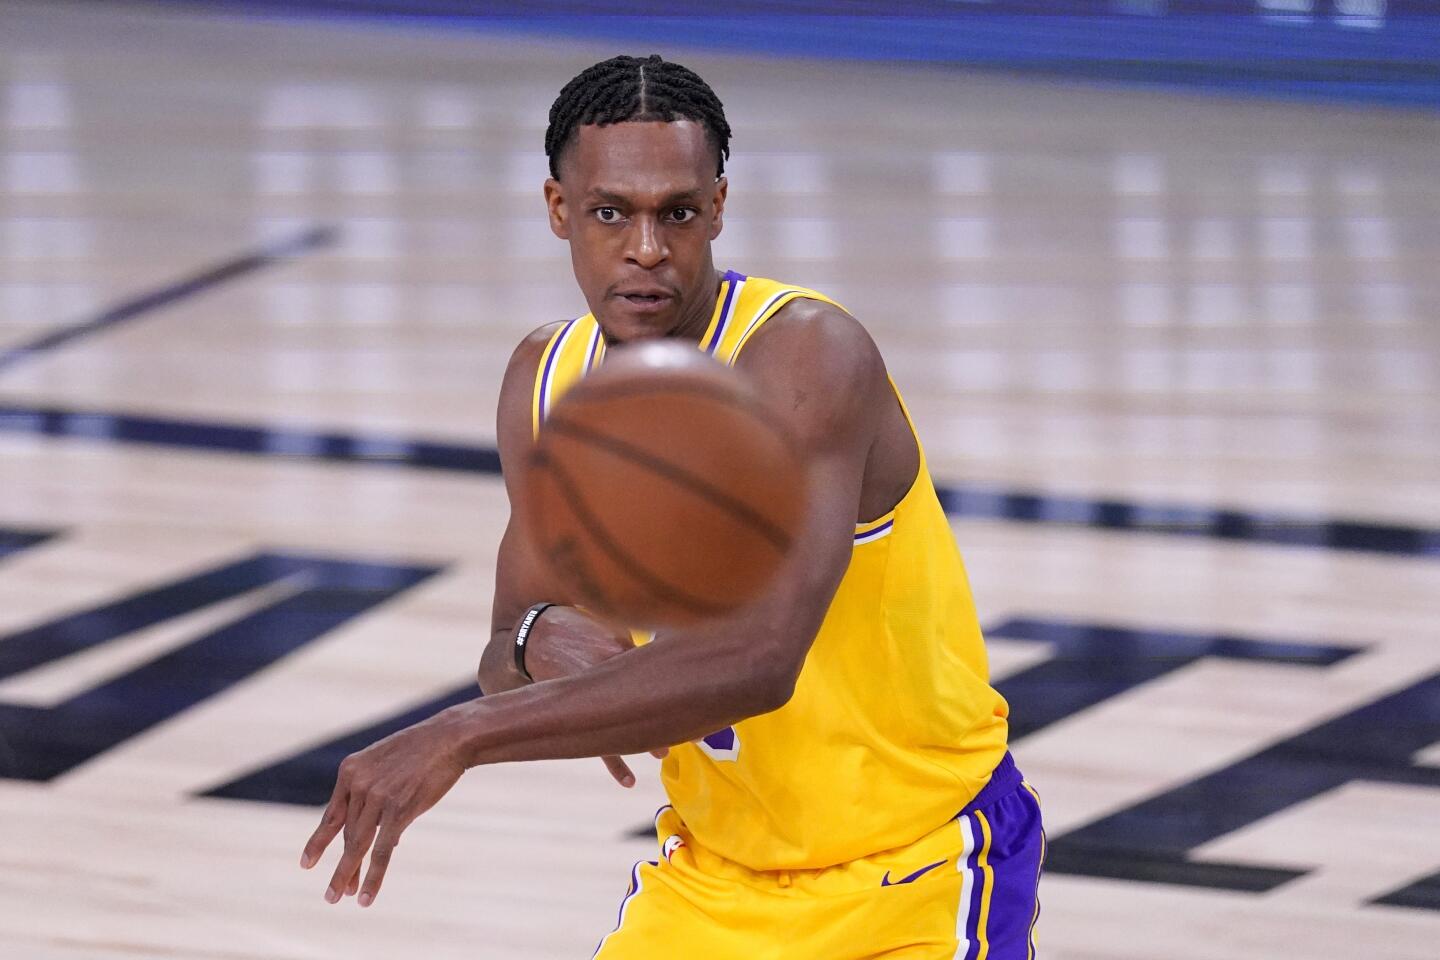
[325,794,380,903]
[301,783,349,869]
[358,818,404,907]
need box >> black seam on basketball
[555,378,791,444]
[530,450,734,617]
[542,416,793,553]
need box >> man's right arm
[476,323,634,696]
[477,324,659,786]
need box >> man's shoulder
[734,288,886,421]
[744,286,880,374]
[517,318,572,355]
[733,273,864,339]
[503,319,573,382]
[770,291,855,329]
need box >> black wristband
[513,602,556,682]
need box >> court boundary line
[0,225,338,377]
[1,401,1435,559]
[135,2,1440,111]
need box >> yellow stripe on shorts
[974,809,995,960]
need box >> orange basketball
[522,340,807,629]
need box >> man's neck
[670,268,724,345]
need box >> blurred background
[1,2,1438,958]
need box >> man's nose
[626,217,667,269]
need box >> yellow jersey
[532,271,1010,871]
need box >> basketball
[522,340,807,628]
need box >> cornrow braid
[545,54,732,180]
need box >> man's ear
[544,178,570,240]
[710,176,728,241]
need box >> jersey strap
[711,274,847,367]
[531,315,605,438]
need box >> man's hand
[521,606,668,788]
[299,718,467,907]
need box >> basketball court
[2,2,1438,957]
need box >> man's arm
[478,321,570,695]
[478,321,644,695]
[302,302,885,904]
[475,323,649,787]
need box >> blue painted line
[986,616,1362,740]
[0,526,57,562]
[0,403,501,475]
[1374,868,1440,911]
[150,2,1440,109]
[202,682,479,805]
[0,551,445,782]
[0,225,338,376]
[2,402,1437,559]
[1048,670,1440,895]
[934,485,1440,558]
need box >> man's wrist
[435,697,500,770]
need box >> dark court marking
[935,485,1440,559]
[0,551,444,782]
[203,684,478,805]
[1048,671,1440,903]
[1375,870,1440,912]
[0,225,337,376]
[0,403,500,474]
[2,402,1438,559]
[984,616,1361,741]
[0,525,58,563]
[152,2,1440,110]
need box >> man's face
[544,120,727,344]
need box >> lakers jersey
[533,271,1010,871]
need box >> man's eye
[595,207,622,223]
[669,208,698,224]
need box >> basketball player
[301,55,1044,958]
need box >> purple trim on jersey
[703,276,740,354]
[854,518,894,542]
[537,317,579,428]
[585,326,603,371]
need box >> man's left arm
[300,303,885,905]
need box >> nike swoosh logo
[880,858,948,887]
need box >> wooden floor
[1,3,1438,958]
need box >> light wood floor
[1,3,1438,958]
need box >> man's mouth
[615,289,675,314]
[617,290,672,304]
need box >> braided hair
[545,55,732,180]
